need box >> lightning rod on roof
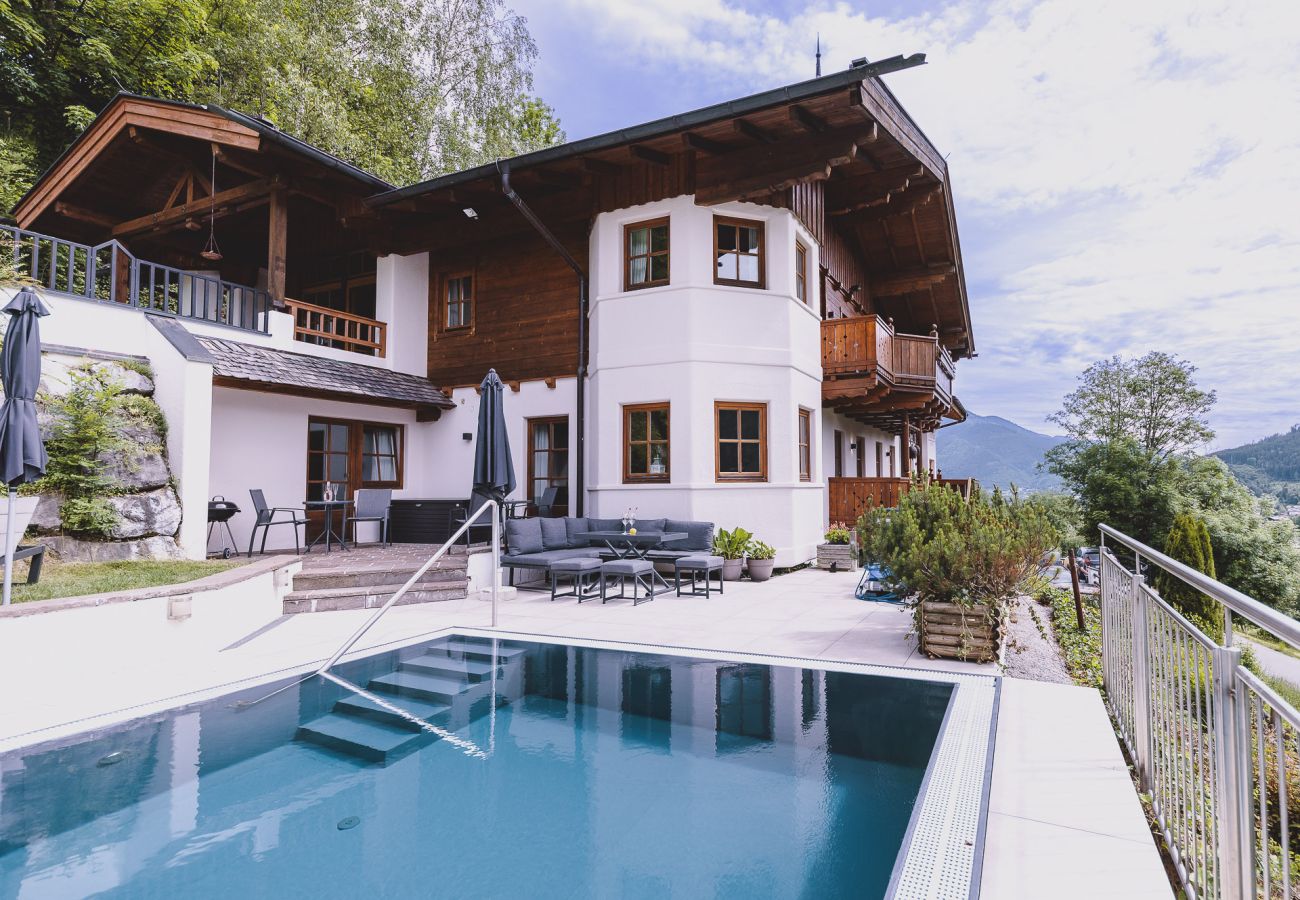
[816,34,822,77]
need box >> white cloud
[519,0,1300,448]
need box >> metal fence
[3,224,270,333]
[1100,523,1300,900]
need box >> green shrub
[858,479,1058,611]
[58,497,119,538]
[1158,513,1222,635]
[1043,586,1104,688]
[746,540,775,560]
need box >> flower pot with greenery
[713,526,752,581]
[858,482,1056,663]
[817,522,856,571]
[746,540,776,581]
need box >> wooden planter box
[918,601,1002,664]
[816,542,855,571]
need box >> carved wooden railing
[284,297,386,357]
[820,314,893,379]
[828,475,978,521]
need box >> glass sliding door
[527,416,569,516]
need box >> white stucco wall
[375,251,430,377]
[587,195,824,566]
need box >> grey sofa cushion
[540,517,569,550]
[503,548,602,567]
[638,518,667,537]
[664,520,714,552]
[564,517,590,548]
[505,517,544,555]
[587,517,624,534]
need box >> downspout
[497,161,589,516]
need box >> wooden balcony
[828,476,977,523]
[821,314,959,431]
[284,297,386,357]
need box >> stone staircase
[295,637,528,764]
[283,549,469,614]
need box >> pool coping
[0,625,999,899]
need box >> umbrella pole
[3,488,15,607]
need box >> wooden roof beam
[682,131,728,155]
[112,176,282,238]
[845,186,943,224]
[53,202,117,229]
[630,144,671,167]
[870,264,956,297]
[733,118,777,144]
[789,105,829,134]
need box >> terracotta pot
[721,558,744,581]
[747,558,775,582]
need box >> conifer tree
[1158,513,1221,634]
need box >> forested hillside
[0,0,563,210]
[1216,426,1300,503]
[935,413,1065,492]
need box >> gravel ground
[1003,594,1074,684]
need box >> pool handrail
[316,498,501,675]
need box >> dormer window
[625,218,670,290]
[714,216,765,288]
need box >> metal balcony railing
[2,224,271,333]
[1099,523,1300,900]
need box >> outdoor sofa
[502,516,714,584]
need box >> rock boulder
[109,487,182,539]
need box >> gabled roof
[13,93,391,223]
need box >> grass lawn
[9,558,242,604]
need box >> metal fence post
[1131,574,1154,788]
[1213,643,1249,900]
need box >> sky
[509,0,1300,450]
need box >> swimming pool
[0,633,995,898]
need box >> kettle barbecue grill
[207,496,240,559]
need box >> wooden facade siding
[426,224,588,386]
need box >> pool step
[399,654,500,681]
[295,713,433,764]
[295,635,528,765]
[369,670,477,705]
[333,694,452,731]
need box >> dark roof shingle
[198,336,454,410]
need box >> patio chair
[248,489,308,557]
[347,488,392,546]
[536,486,560,517]
[448,489,501,548]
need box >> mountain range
[935,413,1066,492]
[1215,426,1300,504]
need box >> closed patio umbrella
[472,368,516,509]
[0,288,50,606]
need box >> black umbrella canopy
[472,368,515,502]
[0,288,50,487]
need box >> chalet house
[3,56,972,566]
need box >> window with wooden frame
[833,429,844,478]
[714,216,765,288]
[795,240,809,304]
[527,416,569,515]
[443,273,473,331]
[624,217,670,291]
[875,441,884,477]
[798,409,812,482]
[715,402,767,482]
[624,403,670,482]
[307,417,403,502]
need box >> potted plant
[745,539,776,581]
[712,526,752,581]
[858,482,1056,663]
[817,522,856,571]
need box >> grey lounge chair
[248,489,308,556]
[347,488,392,546]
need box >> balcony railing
[3,224,271,333]
[284,297,386,357]
[820,314,954,397]
[828,476,976,522]
[1099,523,1300,900]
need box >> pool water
[0,636,953,898]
